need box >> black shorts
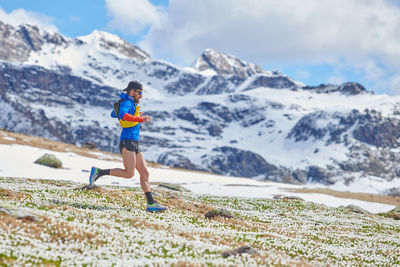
[119,140,141,154]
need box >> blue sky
[1,0,400,95]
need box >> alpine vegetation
[0,177,399,266]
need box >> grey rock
[78,185,100,190]
[343,204,370,214]
[378,206,400,220]
[222,246,258,258]
[157,183,191,192]
[205,208,234,219]
[0,203,38,221]
[282,196,304,201]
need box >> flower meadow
[0,177,399,266]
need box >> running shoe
[146,202,167,212]
[89,166,100,186]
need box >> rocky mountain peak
[0,20,68,63]
[193,48,268,79]
[78,30,150,61]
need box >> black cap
[123,80,143,92]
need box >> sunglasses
[135,90,143,95]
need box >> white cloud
[121,0,400,94]
[0,7,58,32]
[294,70,311,80]
[390,74,400,95]
[138,0,400,68]
[328,75,345,85]
[105,0,166,35]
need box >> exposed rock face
[84,30,150,61]
[0,62,119,151]
[158,152,204,171]
[306,166,335,185]
[244,75,298,91]
[0,21,68,63]
[194,48,267,79]
[383,187,400,197]
[200,146,296,182]
[288,109,400,148]
[165,72,206,95]
[353,116,400,148]
[196,75,236,95]
[287,110,357,144]
[0,22,41,62]
[302,82,368,95]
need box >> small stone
[77,184,100,190]
[157,183,191,192]
[222,246,258,258]
[205,208,234,219]
[282,196,304,201]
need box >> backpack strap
[113,99,126,119]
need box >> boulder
[341,204,370,214]
[34,153,62,168]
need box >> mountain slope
[0,19,400,195]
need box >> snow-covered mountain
[1,20,399,196]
